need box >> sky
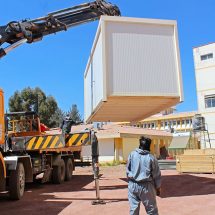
[0,0,215,118]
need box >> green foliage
[50,108,65,128]
[99,161,122,166]
[66,104,82,122]
[9,87,63,127]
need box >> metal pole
[91,131,105,205]
[203,131,206,149]
[4,39,28,54]
[205,124,211,148]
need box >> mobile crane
[0,0,120,58]
[0,0,120,200]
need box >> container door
[91,35,104,109]
[84,33,104,122]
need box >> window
[205,95,215,108]
[177,120,180,126]
[173,120,176,126]
[201,53,213,61]
[186,119,190,126]
[151,123,155,129]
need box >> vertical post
[203,131,206,149]
[207,130,211,148]
[205,124,211,148]
[91,131,105,205]
[157,139,161,159]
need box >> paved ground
[0,165,215,215]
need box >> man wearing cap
[126,136,161,215]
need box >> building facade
[134,111,199,157]
[137,111,196,133]
[80,124,172,162]
[193,43,215,148]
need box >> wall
[81,138,115,162]
[82,136,171,162]
[193,44,215,148]
[114,138,123,162]
[122,138,139,161]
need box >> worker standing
[60,115,75,134]
[126,136,161,215]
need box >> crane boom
[0,0,120,58]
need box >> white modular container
[84,16,183,123]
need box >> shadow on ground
[160,174,215,198]
[0,174,129,215]
[120,174,215,198]
[0,174,94,215]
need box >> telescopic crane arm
[0,0,120,58]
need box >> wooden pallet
[176,150,215,173]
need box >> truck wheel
[65,158,73,181]
[0,162,5,192]
[9,162,25,200]
[52,159,65,184]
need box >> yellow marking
[67,134,79,146]
[58,142,64,148]
[50,136,59,148]
[77,134,89,146]
[42,136,52,149]
[27,137,36,150]
[66,133,90,147]
[83,133,90,145]
[34,136,44,150]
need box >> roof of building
[193,42,215,49]
[71,123,172,139]
[140,111,197,122]
[45,123,172,139]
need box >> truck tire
[0,162,5,192]
[52,159,65,184]
[9,162,25,200]
[65,158,73,181]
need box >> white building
[193,43,215,148]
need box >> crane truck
[0,0,120,200]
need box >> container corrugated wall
[106,21,179,96]
[84,16,183,123]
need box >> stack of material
[176,149,215,173]
[84,16,183,123]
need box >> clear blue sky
[0,0,214,117]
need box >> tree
[9,87,62,127]
[50,107,65,128]
[66,104,82,122]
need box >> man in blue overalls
[126,136,161,215]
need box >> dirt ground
[0,165,215,215]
